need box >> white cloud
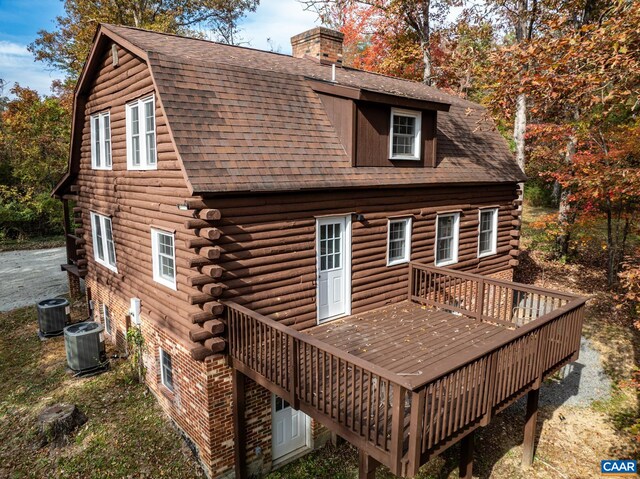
[238,0,320,53]
[0,41,29,58]
[0,41,61,96]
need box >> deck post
[522,387,540,467]
[407,262,414,299]
[330,432,345,446]
[406,388,426,477]
[358,450,379,479]
[459,431,474,479]
[232,368,247,479]
[477,278,485,321]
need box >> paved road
[0,247,68,312]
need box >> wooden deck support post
[358,450,380,479]
[330,432,344,446]
[459,431,474,479]
[232,368,247,479]
[522,387,540,467]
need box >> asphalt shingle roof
[103,24,525,194]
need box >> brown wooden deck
[308,301,511,376]
[225,263,586,478]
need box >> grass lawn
[0,302,204,479]
[0,235,65,252]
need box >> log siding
[210,183,519,331]
[74,43,201,349]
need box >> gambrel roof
[56,24,525,196]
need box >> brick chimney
[291,27,344,65]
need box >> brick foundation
[488,268,514,282]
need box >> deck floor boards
[307,301,506,376]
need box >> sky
[0,0,319,96]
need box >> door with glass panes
[316,216,351,323]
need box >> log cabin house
[53,24,586,479]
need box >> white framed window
[435,213,460,267]
[126,95,156,170]
[159,348,174,392]
[387,217,412,266]
[102,303,112,335]
[90,111,112,169]
[90,212,117,272]
[478,208,499,257]
[151,228,176,290]
[389,108,422,160]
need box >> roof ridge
[102,23,463,105]
[102,23,301,60]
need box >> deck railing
[409,263,575,328]
[226,301,411,472]
[225,264,586,477]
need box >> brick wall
[488,267,514,282]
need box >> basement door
[316,215,352,324]
[272,395,310,462]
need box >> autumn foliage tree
[304,0,461,85]
[29,0,259,78]
[487,0,640,284]
[338,3,424,81]
[0,85,70,238]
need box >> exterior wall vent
[64,321,107,374]
[130,298,141,325]
[37,298,70,337]
[111,44,119,67]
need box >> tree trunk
[421,39,432,85]
[416,0,432,86]
[556,133,577,256]
[607,205,615,287]
[513,93,527,172]
[513,93,527,213]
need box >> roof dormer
[309,80,448,168]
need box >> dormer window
[389,108,421,160]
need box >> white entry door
[317,216,351,323]
[272,395,309,461]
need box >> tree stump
[37,403,87,447]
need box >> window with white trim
[159,348,174,391]
[435,213,460,266]
[102,303,112,335]
[151,228,176,289]
[90,111,111,169]
[90,212,117,271]
[126,96,156,169]
[478,208,498,257]
[387,217,412,266]
[389,108,422,160]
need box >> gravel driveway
[0,247,68,312]
[539,336,611,407]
